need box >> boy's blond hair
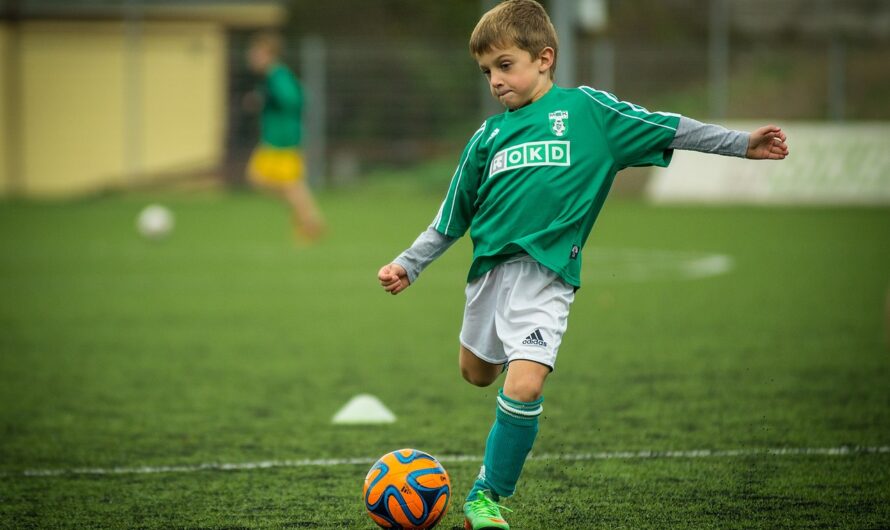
[469,0,559,78]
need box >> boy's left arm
[669,117,788,160]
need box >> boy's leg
[467,359,549,502]
[459,345,503,387]
[459,259,567,526]
[247,147,325,242]
[282,179,325,240]
[503,359,549,402]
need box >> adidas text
[522,329,548,348]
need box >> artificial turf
[1,177,888,528]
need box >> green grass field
[1,175,889,529]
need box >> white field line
[581,248,734,283]
[7,446,888,478]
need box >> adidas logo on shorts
[522,329,548,348]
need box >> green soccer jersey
[260,63,303,148]
[434,84,680,287]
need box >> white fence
[646,122,890,205]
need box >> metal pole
[550,0,576,88]
[708,0,730,120]
[479,0,500,117]
[592,38,615,91]
[828,33,846,121]
[300,35,326,187]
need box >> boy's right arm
[378,226,457,295]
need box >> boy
[377,1,788,528]
[246,32,325,243]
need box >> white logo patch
[489,141,571,177]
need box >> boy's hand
[378,263,410,295]
[242,90,263,113]
[747,125,789,160]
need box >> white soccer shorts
[459,254,575,370]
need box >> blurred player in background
[246,32,325,243]
[378,1,788,528]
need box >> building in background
[0,1,285,198]
[2,0,889,198]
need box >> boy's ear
[537,47,555,73]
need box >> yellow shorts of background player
[247,146,305,187]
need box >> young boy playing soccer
[377,1,788,528]
[246,32,325,243]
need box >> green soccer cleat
[463,490,511,530]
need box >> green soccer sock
[467,388,543,502]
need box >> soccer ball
[137,204,174,239]
[363,449,451,529]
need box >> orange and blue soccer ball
[363,449,451,529]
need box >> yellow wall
[0,24,10,196]
[20,22,127,197]
[141,23,226,177]
[14,21,226,198]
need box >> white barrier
[646,122,890,205]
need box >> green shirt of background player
[260,62,303,148]
[377,1,789,529]
[246,32,325,243]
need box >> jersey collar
[504,84,560,119]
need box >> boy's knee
[503,361,550,402]
[503,380,543,402]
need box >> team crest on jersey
[549,110,569,137]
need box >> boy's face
[247,44,273,74]
[476,44,554,110]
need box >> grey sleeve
[392,226,458,284]
[669,116,749,158]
